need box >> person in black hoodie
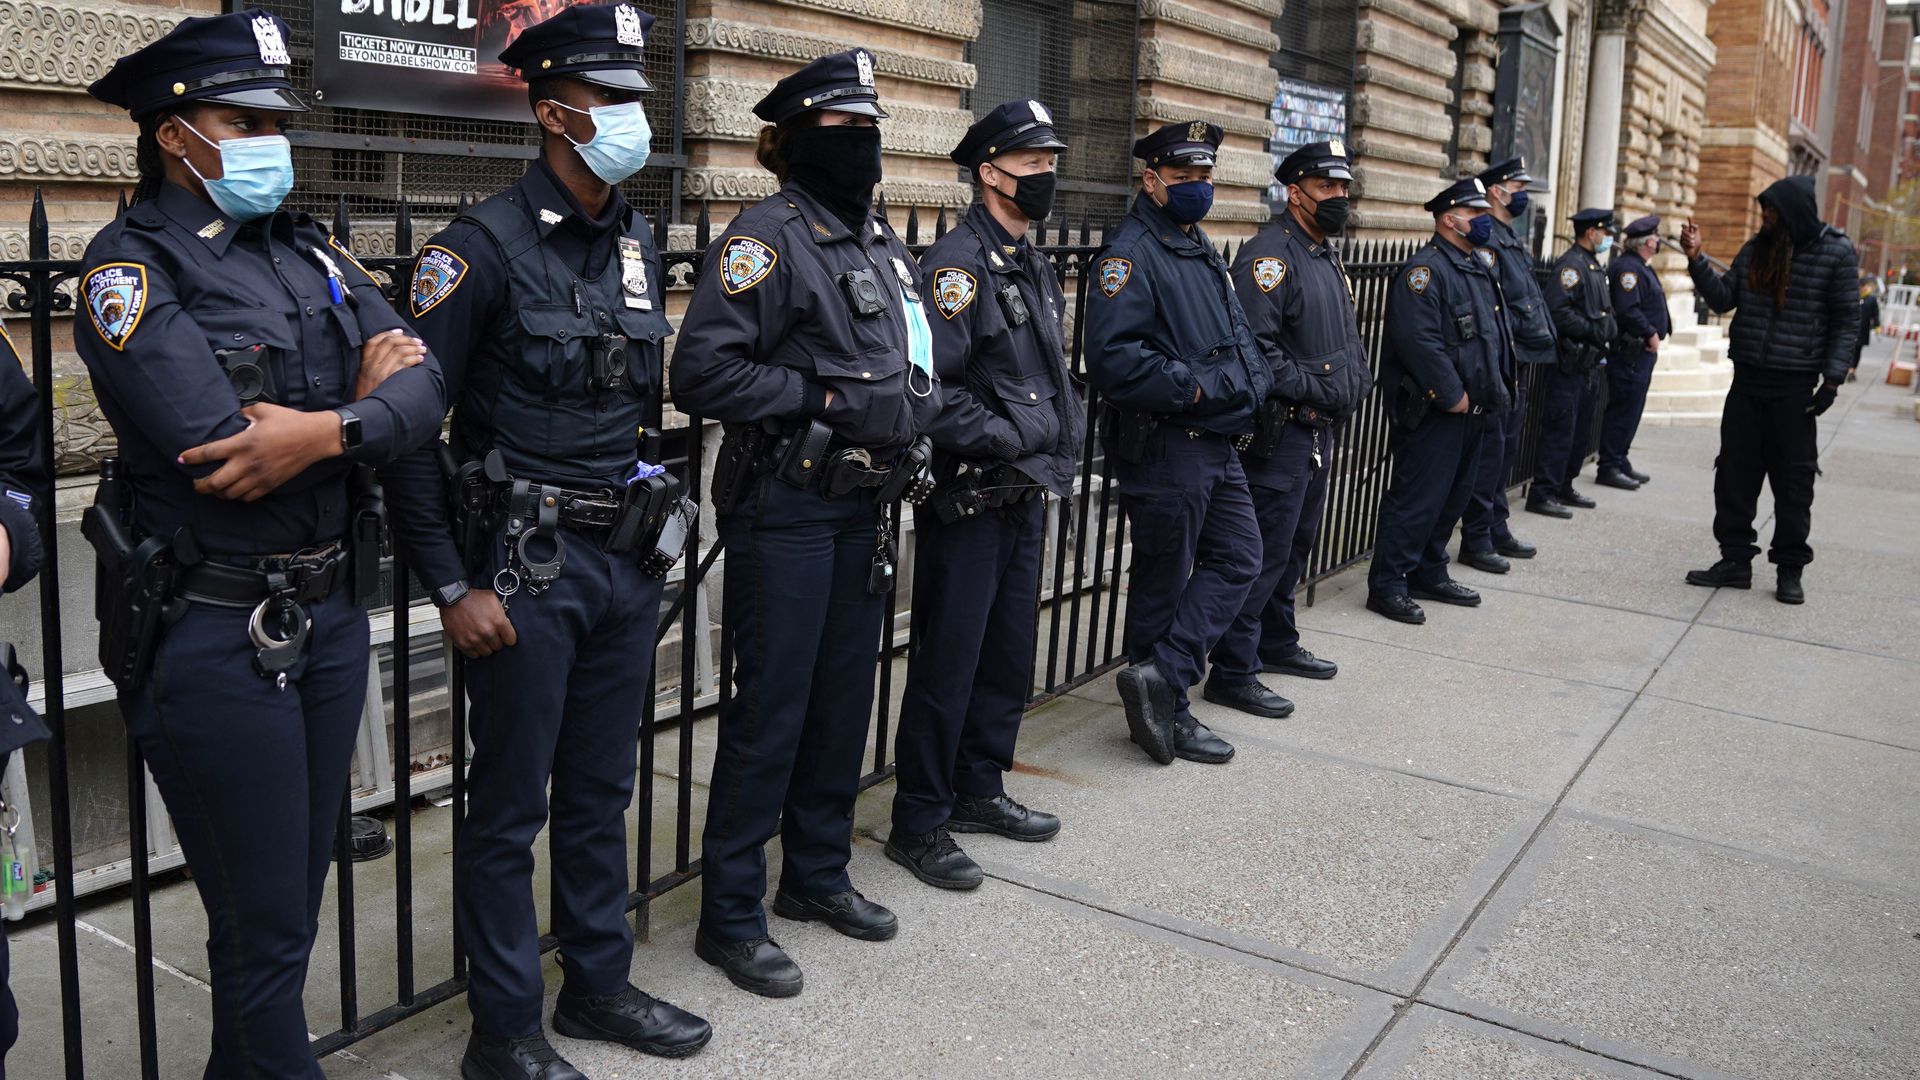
[1680,175,1860,604]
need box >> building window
[1266,0,1357,204]
[241,0,685,244]
[968,0,1141,226]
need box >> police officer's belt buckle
[247,583,311,692]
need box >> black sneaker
[694,931,804,998]
[1262,648,1337,680]
[1684,558,1752,590]
[948,793,1061,842]
[1366,592,1426,624]
[885,826,984,889]
[551,984,711,1059]
[460,1031,585,1080]
[1200,679,1295,718]
[771,887,899,941]
[1409,579,1481,607]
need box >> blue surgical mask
[556,101,653,185]
[1157,176,1214,225]
[1596,235,1614,255]
[1506,189,1530,217]
[1465,214,1494,247]
[180,119,294,222]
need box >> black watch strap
[335,406,363,452]
[430,580,471,609]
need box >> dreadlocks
[1747,220,1792,309]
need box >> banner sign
[313,0,585,121]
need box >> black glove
[1807,380,1839,417]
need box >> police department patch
[1559,267,1579,290]
[1476,249,1497,269]
[1621,271,1639,291]
[1405,265,1431,295]
[328,235,372,282]
[1252,257,1286,293]
[83,263,148,351]
[1099,257,1132,298]
[933,267,976,319]
[720,236,777,296]
[410,245,467,318]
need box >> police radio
[215,344,280,406]
[589,333,629,394]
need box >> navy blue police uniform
[1206,140,1371,697]
[672,49,943,994]
[78,13,446,1076]
[0,322,50,1077]
[1532,209,1618,516]
[1460,158,1556,564]
[1599,214,1670,484]
[887,101,1084,880]
[378,7,711,1070]
[1366,178,1513,623]
[1084,120,1268,765]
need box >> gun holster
[710,423,770,516]
[1108,406,1158,465]
[1397,378,1431,432]
[1246,396,1290,458]
[441,443,498,576]
[348,465,385,607]
[80,459,185,692]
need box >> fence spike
[934,206,949,238]
[116,189,128,216]
[29,188,47,260]
[333,194,351,240]
[696,201,711,249]
[875,191,890,225]
[653,205,668,251]
[905,204,920,246]
[395,197,413,256]
[1079,212,1091,246]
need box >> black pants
[701,477,886,941]
[1208,421,1333,684]
[459,532,665,1036]
[1533,366,1595,498]
[123,590,368,1080]
[1714,386,1819,567]
[1461,368,1529,551]
[891,503,1042,837]
[1599,349,1655,472]
[1370,410,1487,595]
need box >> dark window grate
[1268,0,1357,205]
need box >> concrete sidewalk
[14,354,1919,1079]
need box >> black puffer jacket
[1690,175,1861,383]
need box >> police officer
[1459,158,1554,573]
[1084,120,1268,764]
[0,322,49,1080]
[1598,214,1670,489]
[380,6,711,1075]
[78,13,445,1075]
[1204,140,1370,712]
[1531,209,1618,518]
[1366,178,1512,624]
[672,49,941,996]
[885,101,1083,889]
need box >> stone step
[1651,364,1733,392]
[1654,344,1702,371]
[1638,410,1725,428]
[1645,386,1731,414]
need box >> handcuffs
[493,478,569,611]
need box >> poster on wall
[1268,78,1349,203]
[312,0,588,121]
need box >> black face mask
[992,166,1057,223]
[785,124,884,230]
[1302,192,1350,236]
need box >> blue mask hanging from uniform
[179,119,294,222]
[1465,214,1495,247]
[1157,176,1214,225]
[556,101,654,185]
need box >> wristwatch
[334,406,363,453]
[430,581,471,609]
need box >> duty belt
[177,542,349,608]
[489,482,621,532]
[1285,404,1335,429]
[1180,428,1255,452]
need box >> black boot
[1200,679,1295,718]
[693,931,803,998]
[551,984,711,1059]
[1776,566,1805,605]
[460,1031,586,1080]
[1171,717,1235,764]
[771,887,899,941]
[1684,558,1752,589]
[886,825,984,890]
[948,793,1061,842]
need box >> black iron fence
[1,193,1599,1076]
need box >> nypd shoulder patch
[1405,265,1432,295]
[720,235,778,296]
[410,245,468,318]
[1621,271,1639,291]
[1252,257,1287,293]
[1559,266,1580,290]
[328,235,374,283]
[1098,257,1132,298]
[84,263,149,351]
[933,267,977,320]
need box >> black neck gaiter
[786,124,884,233]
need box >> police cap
[1476,156,1533,187]
[1624,213,1661,238]
[1275,140,1353,184]
[1571,207,1615,232]
[88,9,307,120]
[1134,120,1224,168]
[754,49,889,123]
[498,2,655,92]
[1423,176,1490,214]
[952,100,1068,171]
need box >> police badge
[720,236,777,295]
[933,268,976,320]
[1030,100,1052,125]
[1252,257,1286,293]
[619,236,651,310]
[84,263,148,351]
[1475,249,1497,269]
[614,4,645,47]
[856,50,874,87]
[252,14,290,66]
[1188,121,1208,143]
[410,245,468,318]
[1098,257,1132,298]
